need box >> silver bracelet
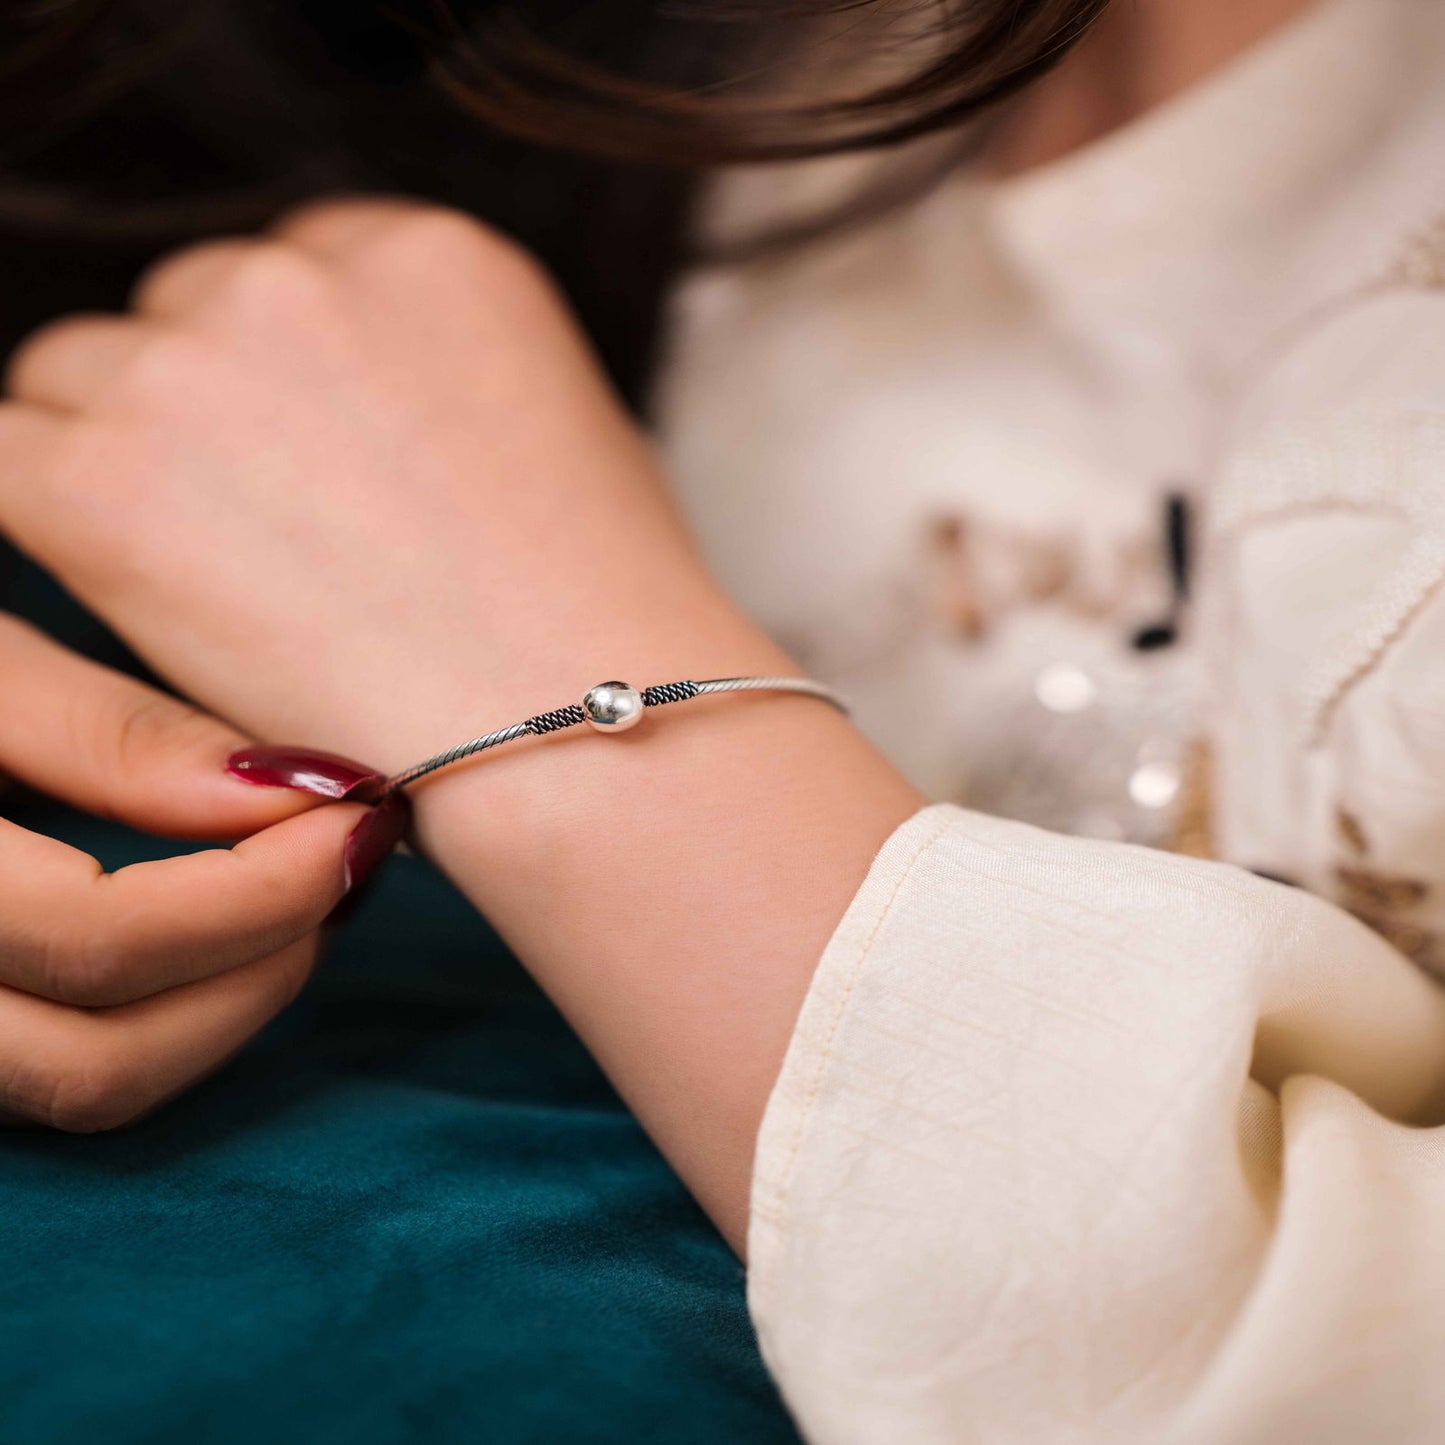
[384,676,848,792]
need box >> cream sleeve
[749,805,1445,1445]
[748,291,1445,1445]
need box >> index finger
[0,611,383,839]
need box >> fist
[0,201,713,771]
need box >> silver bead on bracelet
[384,676,848,792]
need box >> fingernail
[342,790,410,892]
[226,746,386,803]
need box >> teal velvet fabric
[0,564,797,1444]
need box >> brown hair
[429,0,1109,163]
[0,0,1107,402]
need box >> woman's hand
[0,612,397,1130]
[0,199,746,773]
[0,200,920,1246]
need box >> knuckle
[5,319,61,391]
[116,332,216,407]
[134,238,238,303]
[219,245,333,320]
[35,922,138,1007]
[360,208,542,287]
[5,315,95,396]
[96,690,200,791]
[66,684,214,820]
[109,689,213,776]
[37,1050,148,1134]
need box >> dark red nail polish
[342,790,409,892]
[227,746,386,803]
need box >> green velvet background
[0,563,798,1444]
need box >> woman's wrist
[386,584,814,856]
[392,598,923,1250]
[278,551,766,770]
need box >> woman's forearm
[0,200,925,1245]
[402,603,923,1251]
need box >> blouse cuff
[747,802,959,1330]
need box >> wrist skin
[334,576,924,1253]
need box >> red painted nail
[342,790,410,892]
[226,746,386,803]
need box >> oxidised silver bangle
[384,676,848,792]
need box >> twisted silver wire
[385,723,533,791]
[384,675,847,793]
[693,676,845,705]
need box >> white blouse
[660,0,1445,1438]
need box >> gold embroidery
[1167,738,1215,859]
[1318,217,1445,971]
[1331,858,1437,969]
[1343,908,1437,970]
[1333,865,1429,911]
[925,508,1170,644]
[1334,807,1369,856]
